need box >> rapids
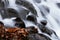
[0,0,60,40]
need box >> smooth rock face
[16,0,38,16]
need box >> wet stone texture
[0,23,51,40]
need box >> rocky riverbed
[0,22,51,40]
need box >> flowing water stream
[0,0,60,40]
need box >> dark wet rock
[33,0,41,3]
[14,17,22,22]
[40,20,58,36]
[27,33,51,40]
[27,15,37,24]
[6,8,19,18]
[37,20,53,36]
[40,26,52,36]
[26,27,51,40]
[0,0,5,8]
[16,0,38,16]
[14,17,26,28]
[56,3,60,8]
[0,21,4,29]
[0,21,4,26]
[26,26,38,34]
[40,20,47,26]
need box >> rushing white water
[0,0,60,40]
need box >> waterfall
[0,0,60,40]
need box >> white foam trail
[1,18,15,27]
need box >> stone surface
[0,22,51,40]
